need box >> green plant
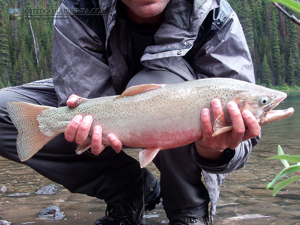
[265,0,300,197]
[270,0,300,13]
[266,145,300,196]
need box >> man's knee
[127,69,186,87]
[0,94,19,161]
[0,88,39,114]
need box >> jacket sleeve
[194,135,260,174]
[191,1,259,173]
[192,2,255,83]
[52,2,115,106]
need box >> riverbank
[260,84,300,91]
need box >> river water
[0,91,299,225]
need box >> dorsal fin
[118,84,164,98]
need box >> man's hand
[195,99,261,161]
[64,94,123,155]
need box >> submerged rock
[0,217,11,225]
[38,205,65,221]
[0,220,11,225]
[222,214,270,222]
[7,192,30,197]
[35,184,57,195]
[0,186,7,193]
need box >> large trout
[6,78,294,167]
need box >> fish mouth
[259,93,294,125]
[261,107,294,125]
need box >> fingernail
[84,115,93,122]
[212,99,221,107]
[107,134,115,141]
[227,102,236,110]
[94,125,101,134]
[70,96,78,103]
[74,115,83,124]
[202,108,209,116]
[242,110,251,118]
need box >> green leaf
[272,175,300,196]
[277,145,284,155]
[270,0,300,12]
[266,164,300,189]
[268,154,300,164]
[270,0,300,13]
[277,145,289,168]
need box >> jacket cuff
[193,145,235,173]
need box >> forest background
[0,0,299,88]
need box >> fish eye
[259,96,270,105]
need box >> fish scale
[6,78,294,167]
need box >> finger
[227,102,245,149]
[75,115,93,145]
[199,108,217,150]
[65,115,83,142]
[211,98,223,119]
[107,133,123,153]
[196,107,226,156]
[66,94,80,108]
[242,110,261,141]
[91,125,105,155]
[201,108,213,136]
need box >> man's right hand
[64,94,123,155]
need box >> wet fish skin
[6,78,294,167]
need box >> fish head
[235,87,294,126]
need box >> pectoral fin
[212,126,233,136]
[139,147,160,168]
[212,113,232,136]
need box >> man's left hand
[195,99,261,161]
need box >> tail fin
[6,102,54,161]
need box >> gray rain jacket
[52,0,259,218]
